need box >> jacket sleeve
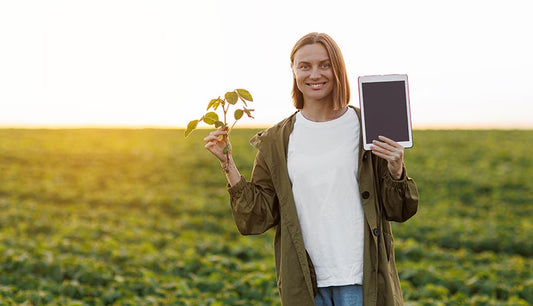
[227,151,280,235]
[378,159,419,222]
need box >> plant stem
[223,102,228,127]
[222,101,230,165]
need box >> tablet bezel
[358,74,413,151]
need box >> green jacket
[228,106,419,305]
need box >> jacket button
[361,191,370,199]
[373,228,381,237]
[363,153,367,161]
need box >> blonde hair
[290,32,350,110]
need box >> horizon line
[0,122,532,130]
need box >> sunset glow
[1,0,532,129]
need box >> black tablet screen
[361,80,410,143]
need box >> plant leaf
[244,108,254,118]
[223,143,230,154]
[234,109,243,120]
[184,120,198,137]
[206,98,218,111]
[203,112,219,125]
[236,89,253,102]
[214,121,225,128]
[213,98,221,110]
[225,91,238,105]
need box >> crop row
[0,129,531,305]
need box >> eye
[321,63,331,69]
[299,64,310,70]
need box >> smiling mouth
[307,82,326,88]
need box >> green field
[0,128,531,305]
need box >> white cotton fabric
[287,108,365,287]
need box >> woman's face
[292,43,334,106]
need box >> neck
[300,101,347,122]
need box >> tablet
[358,74,413,151]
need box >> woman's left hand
[370,136,404,180]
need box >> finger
[209,129,228,137]
[371,144,402,161]
[204,130,230,141]
[372,140,396,153]
[370,148,394,163]
[370,148,385,158]
[203,135,223,143]
[205,141,225,154]
[204,142,220,150]
[370,144,391,157]
[374,144,402,159]
[378,136,403,148]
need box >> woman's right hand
[203,128,232,163]
[204,128,242,186]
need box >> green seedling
[184,89,254,155]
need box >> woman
[204,32,419,306]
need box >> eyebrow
[297,59,331,65]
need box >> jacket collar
[251,105,362,154]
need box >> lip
[306,82,327,89]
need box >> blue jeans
[314,284,363,306]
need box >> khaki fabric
[228,106,419,305]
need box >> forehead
[293,43,330,63]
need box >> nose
[309,66,321,79]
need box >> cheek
[294,74,306,88]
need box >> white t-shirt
[287,108,365,287]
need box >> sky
[1,0,532,129]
